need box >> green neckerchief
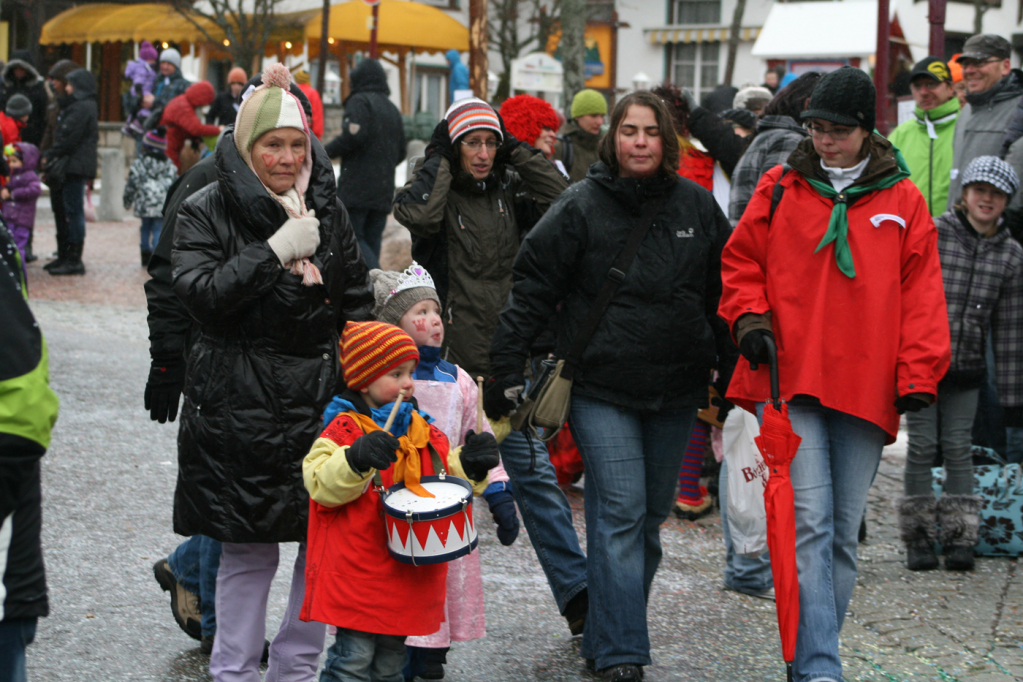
[806,139,911,278]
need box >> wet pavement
[21,208,1023,680]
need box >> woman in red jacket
[719,67,950,682]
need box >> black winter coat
[171,131,374,542]
[687,106,752,178]
[43,69,98,180]
[205,90,238,126]
[490,162,738,411]
[0,54,49,147]
[324,59,406,213]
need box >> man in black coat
[0,50,49,147]
[324,58,406,269]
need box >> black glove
[483,374,525,421]
[426,120,453,160]
[460,430,500,481]
[894,393,931,415]
[346,430,400,474]
[485,489,520,546]
[738,329,774,371]
[144,358,186,423]
[712,394,734,424]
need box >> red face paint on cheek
[260,153,276,170]
[413,319,427,332]
[295,153,305,167]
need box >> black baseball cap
[910,57,952,83]
[957,34,1011,62]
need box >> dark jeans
[140,217,162,251]
[0,617,37,682]
[347,208,388,270]
[62,177,87,245]
[49,179,68,254]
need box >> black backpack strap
[768,164,791,225]
[560,135,574,172]
[562,199,661,381]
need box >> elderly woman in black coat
[171,65,372,681]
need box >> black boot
[937,494,983,571]
[897,496,938,571]
[563,587,588,635]
[141,250,152,267]
[421,647,448,679]
[49,242,85,276]
[43,242,66,271]
[24,243,37,263]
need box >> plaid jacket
[728,115,807,225]
[936,210,1023,405]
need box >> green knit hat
[571,89,607,119]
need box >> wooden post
[398,50,409,115]
[928,0,946,58]
[874,0,890,135]
[370,3,379,59]
[198,43,210,83]
[317,0,330,96]
[339,42,350,101]
[468,0,488,99]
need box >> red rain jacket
[719,163,950,442]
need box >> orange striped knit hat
[445,97,502,143]
[341,321,420,391]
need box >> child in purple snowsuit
[122,41,159,138]
[1,142,42,267]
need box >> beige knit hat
[234,63,312,197]
[370,263,442,326]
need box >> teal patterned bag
[932,447,1023,556]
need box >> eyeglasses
[959,57,1002,68]
[805,123,855,141]
[460,139,499,152]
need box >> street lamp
[633,71,651,91]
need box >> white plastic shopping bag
[723,408,768,556]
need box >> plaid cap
[957,34,1011,62]
[340,321,420,391]
[961,155,1020,197]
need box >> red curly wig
[499,94,560,146]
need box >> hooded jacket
[40,60,78,156]
[446,49,469,103]
[489,163,738,411]
[934,209,1023,406]
[2,143,41,230]
[687,106,752,178]
[43,69,98,180]
[0,51,48,147]
[888,96,959,216]
[948,70,1023,208]
[394,145,568,378]
[720,135,951,442]
[728,115,808,224]
[553,120,603,183]
[161,81,222,171]
[170,130,374,542]
[124,150,177,219]
[0,222,59,624]
[323,59,406,212]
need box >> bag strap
[562,199,661,381]
[768,164,791,225]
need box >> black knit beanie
[800,66,875,130]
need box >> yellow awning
[131,8,226,45]
[40,2,225,45]
[305,0,468,55]
[41,4,121,45]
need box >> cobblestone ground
[22,212,1023,680]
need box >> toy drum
[382,474,478,566]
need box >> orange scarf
[348,410,436,498]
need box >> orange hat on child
[948,55,963,83]
[341,321,419,391]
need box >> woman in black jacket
[170,65,372,680]
[43,68,97,276]
[488,91,737,682]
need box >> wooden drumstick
[476,376,485,433]
[383,389,406,433]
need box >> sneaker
[600,663,644,681]
[152,559,202,640]
[723,583,775,601]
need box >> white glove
[267,210,320,266]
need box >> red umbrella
[754,337,802,682]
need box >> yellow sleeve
[303,437,374,508]
[488,416,512,444]
[446,444,489,496]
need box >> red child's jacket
[300,410,451,636]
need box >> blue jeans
[168,535,222,637]
[141,216,162,251]
[718,458,773,594]
[758,403,886,682]
[62,178,86,245]
[320,629,406,682]
[346,208,388,271]
[0,618,36,682]
[569,395,698,670]
[498,428,587,613]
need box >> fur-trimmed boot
[897,495,938,571]
[936,494,984,571]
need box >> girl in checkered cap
[900,155,1023,573]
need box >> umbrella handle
[763,335,781,409]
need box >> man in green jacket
[888,56,959,216]
[553,89,607,183]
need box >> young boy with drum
[300,320,499,682]
[370,263,519,679]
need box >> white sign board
[511,52,563,93]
